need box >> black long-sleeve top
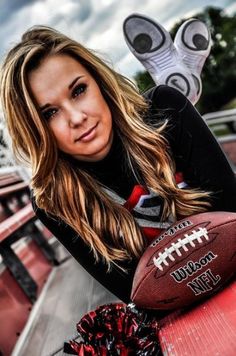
[31,85,236,303]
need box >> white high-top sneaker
[123,13,198,104]
[174,18,212,103]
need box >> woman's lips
[76,123,98,142]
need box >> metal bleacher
[0,168,119,356]
[203,108,236,169]
[0,108,236,356]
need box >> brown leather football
[131,211,236,310]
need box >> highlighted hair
[0,26,211,271]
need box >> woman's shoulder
[143,85,188,112]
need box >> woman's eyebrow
[68,75,85,90]
[40,75,85,110]
[40,103,51,111]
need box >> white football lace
[153,227,209,271]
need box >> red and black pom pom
[66,303,161,355]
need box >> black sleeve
[144,85,236,212]
[31,193,137,304]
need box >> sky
[0,0,236,79]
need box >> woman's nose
[68,106,87,127]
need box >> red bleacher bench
[0,181,29,198]
[0,203,35,242]
[0,172,24,188]
[0,169,58,355]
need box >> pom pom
[68,303,161,355]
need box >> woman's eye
[72,83,87,98]
[42,108,58,120]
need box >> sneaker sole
[123,13,198,103]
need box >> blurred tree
[134,70,155,93]
[133,7,236,114]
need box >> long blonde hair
[0,26,211,270]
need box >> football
[131,211,236,310]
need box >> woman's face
[28,54,113,162]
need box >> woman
[1,25,236,305]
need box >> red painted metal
[0,204,34,242]
[0,181,28,198]
[159,280,236,355]
[0,172,54,354]
[0,175,22,187]
[0,203,9,222]
[0,172,20,182]
[0,239,52,355]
